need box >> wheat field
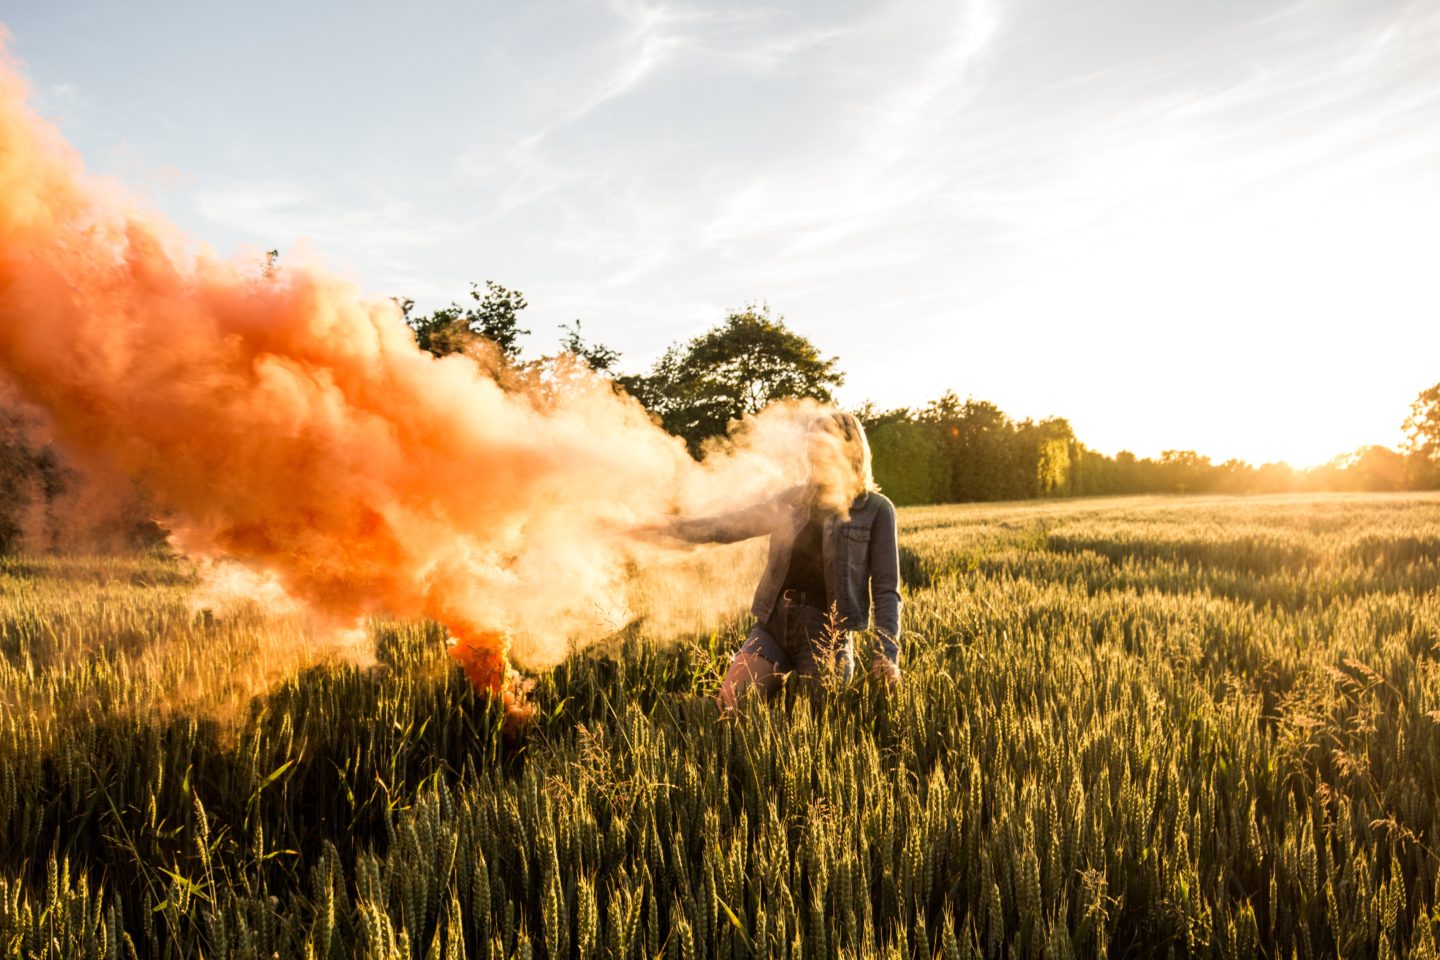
[3,493,1440,958]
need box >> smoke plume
[0,46,832,718]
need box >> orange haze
[0,48,824,720]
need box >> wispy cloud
[983,0,1440,253]
[454,0,699,215]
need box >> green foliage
[923,393,1020,502]
[408,281,531,361]
[1406,382,1440,459]
[620,305,844,453]
[409,303,475,359]
[1406,383,1440,475]
[1015,418,1074,498]
[1315,446,1411,492]
[866,419,947,506]
[897,395,1077,503]
[0,406,166,554]
[0,406,56,551]
[6,495,1440,957]
[557,321,620,375]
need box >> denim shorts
[739,600,854,681]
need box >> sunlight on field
[4,492,1440,957]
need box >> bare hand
[871,655,902,688]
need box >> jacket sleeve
[663,490,791,545]
[868,497,903,664]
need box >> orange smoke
[0,47,744,715]
[0,42,843,721]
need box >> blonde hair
[809,410,877,512]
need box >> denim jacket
[669,485,903,664]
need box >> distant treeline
[0,405,62,551]
[3,284,1438,550]
[0,405,162,553]
[861,391,1440,506]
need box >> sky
[3,0,1438,467]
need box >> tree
[1345,446,1407,491]
[1157,450,1213,495]
[920,393,1021,502]
[1404,382,1440,463]
[1015,417,1075,497]
[469,282,530,359]
[0,405,59,552]
[558,320,620,375]
[408,281,530,361]
[854,403,914,431]
[407,303,469,358]
[867,416,948,505]
[0,403,167,553]
[855,403,950,504]
[621,304,844,452]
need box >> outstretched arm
[868,498,903,676]
[642,489,795,545]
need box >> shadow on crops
[898,543,930,590]
[1045,533,1314,577]
[1347,534,1440,569]
[0,620,734,935]
[0,656,516,929]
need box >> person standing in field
[647,410,903,712]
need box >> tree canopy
[558,320,621,375]
[407,281,531,360]
[1404,382,1440,463]
[619,304,844,452]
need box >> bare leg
[717,651,783,715]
